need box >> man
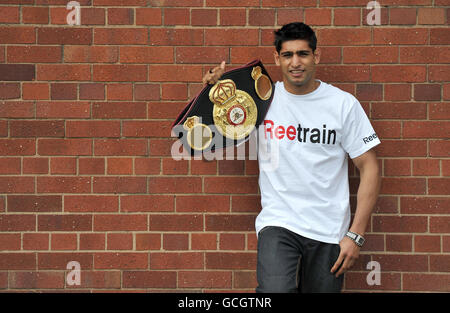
[202,22,381,293]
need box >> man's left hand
[330,236,360,278]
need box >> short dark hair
[273,22,317,53]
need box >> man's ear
[313,48,321,65]
[273,50,280,66]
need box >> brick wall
[0,0,448,292]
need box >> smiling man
[203,22,381,293]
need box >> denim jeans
[255,226,344,293]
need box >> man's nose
[291,53,302,67]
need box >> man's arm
[330,148,381,277]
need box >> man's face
[274,39,320,94]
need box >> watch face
[356,237,365,246]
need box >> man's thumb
[220,61,226,70]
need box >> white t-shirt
[256,80,381,244]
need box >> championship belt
[172,59,274,155]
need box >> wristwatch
[345,231,365,247]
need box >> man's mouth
[289,69,305,77]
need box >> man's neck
[284,79,320,95]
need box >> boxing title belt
[172,59,274,155]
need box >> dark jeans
[256,226,343,293]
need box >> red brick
[0,233,21,250]
[179,271,232,288]
[430,140,450,157]
[38,252,93,270]
[93,65,147,82]
[134,158,161,175]
[0,6,20,23]
[163,234,189,250]
[384,84,411,101]
[50,83,77,100]
[403,274,450,292]
[176,47,228,64]
[430,28,450,45]
[344,272,401,291]
[386,234,412,252]
[191,233,217,250]
[94,28,148,45]
[304,8,332,26]
[64,195,118,213]
[107,157,133,175]
[66,121,121,138]
[376,140,427,157]
[164,8,189,25]
[389,8,417,25]
[0,253,35,270]
[162,158,188,175]
[38,28,91,45]
[9,272,64,289]
[108,8,134,25]
[428,178,450,195]
[64,46,118,63]
[401,197,450,214]
[38,214,92,231]
[93,139,148,156]
[92,102,146,119]
[412,159,440,176]
[122,271,176,288]
[418,8,446,25]
[38,139,92,156]
[176,195,229,212]
[206,252,256,270]
[94,214,147,231]
[318,28,371,46]
[415,235,441,252]
[7,195,61,212]
[334,8,361,26]
[373,254,428,272]
[37,64,90,81]
[316,65,370,82]
[23,233,49,250]
[373,216,427,233]
[404,121,449,139]
[36,101,90,119]
[231,195,261,213]
[204,177,259,194]
[249,9,276,26]
[23,157,49,174]
[191,9,217,26]
[384,159,411,176]
[136,8,162,25]
[149,214,203,231]
[429,65,450,82]
[148,177,202,194]
[206,214,255,231]
[51,233,77,250]
[374,28,428,45]
[151,252,203,269]
[136,233,161,251]
[0,83,20,99]
[0,26,35,44]
[205,29,259,46]
[107,233,133,250]
[80,233,105,251]
[106,83,133,101]
[92,177,147,193]
[344,47,398,64]
[122,120,172,137]
[0,177,35,193]
[94,253,148,270]
[23,83,49,100]
[429,103,450,120]
[0,157,20,174]
[220,8,246,26]
[220,233,245,250]
[7,46,61,63]
[134,84,160,101]
[149,28,203,46]
[162,83,187,100]
[0,138,35,155]
[67,271,121,289]
[79,158,105,175]
[233,271,257,289]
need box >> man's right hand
[202,61,226,85]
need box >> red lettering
[286,126,296,140]
[275,126,285,139]
[264,120,274,139]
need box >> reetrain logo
[263,119,337,145]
